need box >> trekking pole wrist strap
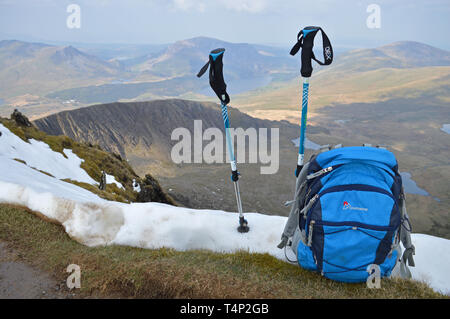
[290,26,333,77]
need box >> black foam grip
[209,49,230,105]
[295,164,303,178]
[231,170,239,182]
[300,29,320,78]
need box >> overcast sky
[0,0,449,49]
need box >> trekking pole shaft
[221,103,244,218]
[233,180,244,217]
[296,77,309,177]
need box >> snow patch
[132,179,141,193]
[408,234,450,295]
[0,165,286,258]
[0,124,97,185]
[105,173,124,189]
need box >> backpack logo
[343,201,368,212]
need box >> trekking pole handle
[300,30,316,78]
[197,48,230,105]
[295,164,303,178]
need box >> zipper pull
[300,194,319,216]
[307,166,333,180]
[307,220,315,247]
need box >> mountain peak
[376,40,450,67]
[379,40,449,53]
[0,39,51,50]
[60,45,84,56]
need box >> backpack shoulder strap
[278,162,311,248]
[396,190,415,278]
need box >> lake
[400,172,429,196]
[441,124,450,134]
[291,137,322,150]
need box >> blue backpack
[279,146,415,283]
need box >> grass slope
[0,203,444,299]
[234,66,450,122]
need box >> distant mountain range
[234,41,450,122]
[1,37,449,120]
[0,37,296,101]
[328,41,450,73]
[43,36,298,104]
[33,99,300,172]
[127,36,295,79]
[0,40,124,98]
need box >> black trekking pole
[290,26,333,177]
[197,48,249,233]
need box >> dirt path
[0,241,73,299]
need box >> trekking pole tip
[237,216,250,233]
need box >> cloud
[218,0,267,13]
[170,0,267,13]
[172,0,206,12]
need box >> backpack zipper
[307,166,334,180]
[302,162,397,206]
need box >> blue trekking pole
[197,48,249,233]
[290,26,333,177]
[277,26,334,249]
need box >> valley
[33,97,450,239]
[2,37,449,239]
[0,37,296,120]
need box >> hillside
[326,41,450,73]
[0,37,297,119]
[44,37,297,105]
[3,39,448,122]
[0,122,449,297]
[0,40,124,98]
[234,41,450,121]
[32,98,450,239]
[0,112,173,205]
[129,36,295,80]
[32,99,322,217]
[33,99,301,174]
